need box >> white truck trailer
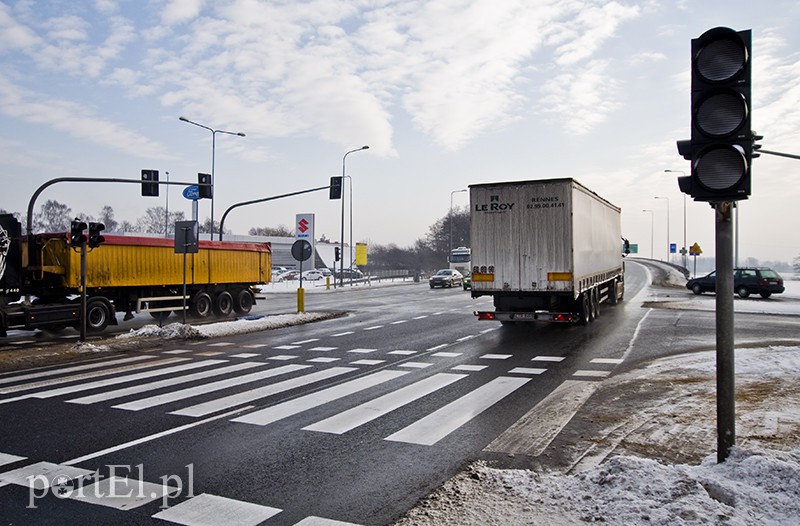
[470,178,625,325]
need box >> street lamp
[665,169,688,269]
[449,189,467,254]
[179,116,245,239]
[654,196,670,262]
[642,209,654,259]
[340,145,369,287]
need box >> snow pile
[70,341,111,354]
[115,312,341,341]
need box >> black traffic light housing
[141,169,159,197]
[334,246,341,261]
[70,219,87,247]
[676,27,753,202]
[198,173,212,199]
[88,222,105,248]
[329,176,342,200]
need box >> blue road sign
[183,185,200,200]
[670,243,677,254]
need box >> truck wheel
[190,292,212,319]
[608,281,619,305]
[591,288,600,320]
[213,291,234,316]
[578,293,590,326]
[86,299,111,333]
[233,289,254,314]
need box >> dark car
[686,267,785,298]
[429,269,463,288]
[462,274,472,291]
[334,268,363,280]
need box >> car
[300,269,325,281]
[276,270,300,281]
[462,274,472,290]
[429,269,463,288]
[334,268,363,280]
[686,267,785,298]
[319,268,333,277]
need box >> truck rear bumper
[474,310,575,323]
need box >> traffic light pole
[80,243,87,342]
[714,202,735,463]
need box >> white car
[301,269,325,281]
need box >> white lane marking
[347,348,378,354]
[232,370,409,427]
[532,355,565,362]
[388,350,416,355]
[573,370,610,378]
[0,356,155,385]
[508,367,547,375]
[292,339,319,345]
[208,342,234,347]
[72,477,174,510]
[456,335,475,342]
[331,331,355,337]
[230,353,261,358]
[274,345,300,350]
[67,362,265,405]
[431,352,461,358]
[0,453,26,467]
[451,365,487,372]
[294,516,363,526]
[112,365,310,411]
[398,362,433,369]
[30,360,225,400]
[163,350,193,354]
[307,357,340,363]
[170,368,356,418]
[0,462,94,488]
[426,344,448,351]
[390,320,408,325]
[480,354,512,360]
[363,325,384,331]
[412,316,428,320]
[350,360,385,366]
[242,344,268,349]
[304,373,467,435]
[153,493,281,525]
[385,376,531,446]
[591,358,624,365]
[63,407,249,466]
[309,347,337,352]
[269,355,299,361]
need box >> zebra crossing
[0,339,624,525]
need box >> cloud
[0,75,174,160]
[540,60,620,135]
[161,0,206,25]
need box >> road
[0,261,798,525]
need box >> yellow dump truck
[0,214,270,335]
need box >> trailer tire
[213,291,234,316]
[578,293,590,326]
[590,288,600,320]
[86,299,112,333]
[190,292,213,319]
[608,281,619,305]
[233,289,254,315]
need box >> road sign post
[291,239,312,313]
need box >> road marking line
[309,347,337,351]
[307,357,340,363]
[426,344,449,351]
[304,373,467,435]
[388,350,416,355]
[432,352,461,358]
[268,355,299,361]
[153,493,281,525]
[398,362,433,369]
[573,370,610,378]
[385,376,531,446]
[67,362,265,405]
[347,348,378,354]
[170,367,355,418]
[508,367,547,375]
[412,315,428,320]
[480,354,512,360]
[363,325,384,331]
[230,353,261,358]
[456,335,475,342]
[0,453,25,467]
[350,360,385,366]
[331,331,355,337]
[242,344,268,349]
[232,370,408,427]
[72,477,174,510]
[0,356,158,388]
[391,320,408,325]
[292,339,320,345]
[451,365,486,372]
[532,355,565,362]
[273,345,300,350]
[591,358,624,365]
[112,364,310,411]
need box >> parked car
[271,266,289,281]
[277,270,300,281]
[334,268,363,280]
[686,267,785,298]
[462,274,472,291]
[319,268,333,277]
[300,269,325,281]
[429,269,463,288]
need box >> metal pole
[165,171,170,238]
[348,175,353,286]
[80,243,87,342]
[340,146,368,288]
[211,131,216,239]
[683,194,687,269]
[715,201,735,463]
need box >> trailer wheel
[233,289,254,315]
[590,288,600,320]
[190,292,212,319]
[213,291,234,316]
[578,293,591,326]
[86,299,112,333]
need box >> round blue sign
[183,185,200,200]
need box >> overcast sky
[1,0,798,263]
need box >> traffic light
[88,222,105,248]
[335,246,341,261]
[141,169,159,197]
[329,176,342,200]
[198,173,212,199]
[70,219,87,247]
[676,27,753,201]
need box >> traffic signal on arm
[676,27,753,201]
[329,176,342,200]
[141,169,159,197]
[70,219,87,247]
[198,173,212,199]
[88,222,105,248]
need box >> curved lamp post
[340,145,369,287]
[179,116,245,238]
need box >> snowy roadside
[394,264,800,525]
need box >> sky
[1,0,799,263]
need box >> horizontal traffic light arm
[758,149,800,160]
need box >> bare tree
[137,207,168,234]
[34,200,72,232]
[98,205,118,232]
[248,225,293,236]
